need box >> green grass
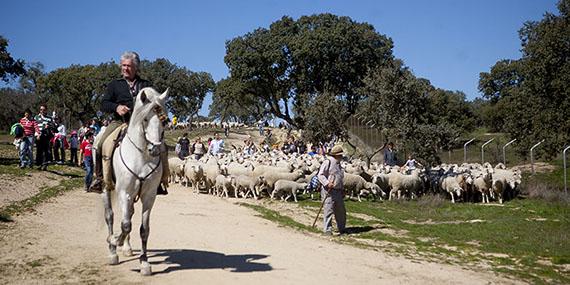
[240,202,321,234]
[0,167,83,222]
[248,195,570,284]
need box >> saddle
[101,124,128,189]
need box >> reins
[119,141,162,203]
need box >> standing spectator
[224,124,230,138]
[402,154,422,174]
[34,104,55,170]
[177,133,191,159]
[318,145,347,235]
[208,133,224,156]
[69,130,79,166]
[99,118,110,136]
[89,118,100,136]
[172,115,177,130]
[243,137,257,156]
[307,145,317,156]
[80,132,94,191]
[78,121,89,143]
[383,142,397,166]
[258,120,264,135]
[264,129,273,145]
[191,137,207,160]
[53,117,67,164]
[18,109,38,168]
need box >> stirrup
[157,184,168,195]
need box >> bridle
[118,105,166,200]
[125,105,166,157]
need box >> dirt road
[0,183,520,284]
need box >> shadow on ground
[343,226,376,235]
[129,248,272,274]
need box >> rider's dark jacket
[101,76,152,122]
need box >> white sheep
[271,180,308,202]
[472,170,493,203]
[344,173,385,202]
[261,170,305,193]
[232,175,266,199]
[214,174,237,198]
[183,160,205,193]
[168,157,185,184]
[388,170,422,200]
[439,174,464,203]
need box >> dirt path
[0,182,522,285]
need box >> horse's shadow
[129,248,272,274]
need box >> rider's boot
[157,146,170,195]
[88,149,104,194]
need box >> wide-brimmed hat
[328,145,344,156]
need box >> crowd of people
[11,105,107,190]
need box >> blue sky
[1,0,559,115]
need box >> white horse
[102,87,168,276]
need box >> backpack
[11,123,24,138]
[308,160,331,192]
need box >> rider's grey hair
[120,51,140,68]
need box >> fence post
[502,139,517,166]
[481,138,495,164]
[562,146,570,194]
[464,138,475,163]
[530,139,545,175]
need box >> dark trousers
[35,136,51,167]
[70,148,78,165]
[53,139,65,162]
[84,156,93,189]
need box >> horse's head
[132,87,169,157]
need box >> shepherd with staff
[313,145,347,236]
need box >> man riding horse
[88,51,169,195]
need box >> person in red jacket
[19,109,39,168]
[80,132,94,191]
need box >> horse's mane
[130,88,165,126]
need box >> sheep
[388,170,423,200]
[344,173,385,202]
[203,158,228,193]
[168,157,185,184]
[472,170,493,203]
[232,175,267,199]
[271,180,308,202]
[226,161,255,177]
[214,174,237,198]
[491,168,522,203]
[182,160,205,193]
[439,174,464,203]
[261,170,305,194]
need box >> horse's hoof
[123,248,133,257]
[108,254,119,265]
[140,263,152,276]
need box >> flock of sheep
[168,148,523,204]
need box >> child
[403,154,422,174]
[80,132,94,191]
[69,130,79,166]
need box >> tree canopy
[356,61,459,165]
[32,59,213,127]
[0,35,26,83]
[478,0,570,158]
[223,13,394,128]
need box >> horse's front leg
[113,191,134,248]
[139,193,156,276]
[102,190,119,265]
